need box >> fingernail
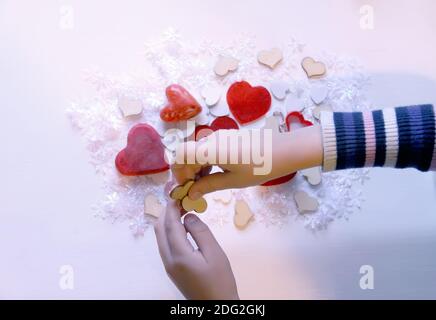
[184,214,197,225]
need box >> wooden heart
[234,199,254,229]
[144,194,164,218]
[227,81,271,125]
[115,124,169,176]
[294,190,319,213]
[301,57,326,78]
[182,196,207,213]
[170,180,195,200]
[257,48,283,69]
[160,84,202,122]
[214,56,239,76]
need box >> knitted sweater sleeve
[319,104,436,172]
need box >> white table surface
[1,0,436,299]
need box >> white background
[1,0,436,299]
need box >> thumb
[183,214,222,259]
[188,172,234,199]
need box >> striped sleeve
[319,104,436,172]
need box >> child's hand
[172,125,323,199]
[154,202,239,300]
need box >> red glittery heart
[227,81,271,125]
[160,84,202,122]
[115,124,169,176]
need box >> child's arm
[173,104,435,199]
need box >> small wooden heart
[170,180,195,200]
[257,48,283,69]
[214,56,239,76]
[182,196,207,213]
[294,190,319,214]
[144,194,164,218]
[301,57,326,79]
[117,96,143,117]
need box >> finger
[183,214,223,261]
[188,172,235,199]
[164,201,194,257]
[154,203,171,266]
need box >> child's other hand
[172,126,323,200]
[154,202,239,300]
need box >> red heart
[210,116,239,131]
[160,84,202,122]
[194,116,239,140]
[227,81,271,125]
[286,111,313,130]
[195,125,213,141]
[261,113,312,186]
[261,172,297,186]
[115,124,169,176]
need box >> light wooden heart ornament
[214,56,239,76]
[170,180,207,213]
[257,48,283,69]
[234,199,254,229]
[301,57,326,78]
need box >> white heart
[209,101,230,117]
[310,84,329,105]
[201,86,222,106]
[312,105,333,120]
[284,94,304,113]
[162,128,184,151]
[117,96,143,117]
[301,166,322,186]
[294,191,319,214]
[270,80,290,100]
[193,107,211,126]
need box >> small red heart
[286,111,313,130]
[210,116,239,131]
[227,81,271,125]
[195,125,213,141]
[160,84,202,122]
[261,113,312,187]
[261,172,297,186]
[194,116,239,141]
[115,123,169,176]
